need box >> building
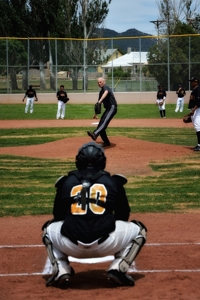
[101,47,148,77]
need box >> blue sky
[104,0,160,35]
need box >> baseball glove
[159,101,163,106]
[94,102,101,114]
[183,114,192,123]
[63,97,69,103]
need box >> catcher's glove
[94,102,101,114]
[183,114,192,123]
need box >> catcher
[42,142,147,287]
[156,84,167,118]
[87,77,117,147]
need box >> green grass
[0,154,200,217]
[0,103,190,120]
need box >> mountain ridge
[98,28,156,52]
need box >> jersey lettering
[71,183,107,215]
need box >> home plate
[91,122,99,125]
[42,257,137,274]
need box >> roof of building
[101,51,148,67]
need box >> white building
[101,49,148,76]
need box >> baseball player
[56,85,69,119]
[156,84,167,118]
[42,142,147,287]
[175,84,186,112]
[87,77,117,147]
[22,85,38,113]
[187,77,200,151]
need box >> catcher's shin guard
[118,220,147,273]
[42,226,74,286]
[42,228,60,286]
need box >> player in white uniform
[42,142,147,287]
[156,84,167,118]
[22,85,38,113]
[175,84,186,113]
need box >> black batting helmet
[76,142,106,170]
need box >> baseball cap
[189,77,199,83]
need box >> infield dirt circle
[0,119,200,300]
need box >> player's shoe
[46,266,75,287]
[87,131,97,141]
[101,142,110,147]
[193,145,200,151]
[107,270,134,286]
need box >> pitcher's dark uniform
[87,78,117,147]
[42,142,147,287]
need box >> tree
[147,21,200,90]
[55,0,112,90]
[156,0,200,34]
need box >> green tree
[107,66,131,79]
[147,21,200,90]
[55,0,112,90]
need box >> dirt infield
[0,119,200,300]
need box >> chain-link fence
[0,34,199,93]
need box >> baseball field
[0,105,200,299]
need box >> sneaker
[101,142,110,147]
[193,145,200,151]
[87,131,97,141]
[46,267,75,287]
[107,270,134,286]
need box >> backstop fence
[0,34,200,94]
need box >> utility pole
[150,20,165,45]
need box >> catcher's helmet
[76,142,106,170]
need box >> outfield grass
[0,103,190,120]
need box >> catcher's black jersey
[57,90,67,102]
[157,89,167,99]
[25,88,37,98]
[53,169,130,244]
[99,84,117,108]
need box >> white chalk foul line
[1,269,200,277]
[0,242,200,248]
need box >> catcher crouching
[42,142,147,287]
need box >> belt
[68,234,109,246]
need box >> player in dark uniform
[56,85,69,119]
[175,84,186,112]
[87,77,117,147]
[42,142,147,287]
[187,77,200,151]
[156,84,167,118]
[22,85,38,113]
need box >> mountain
[97,28,156,52]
